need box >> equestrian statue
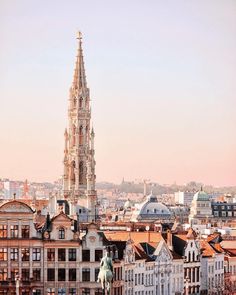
[97,248,113,295]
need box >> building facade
[174,192,195,207]
[189,189,213,227]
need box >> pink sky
[0,0,236,186]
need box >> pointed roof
[72,31,87,91]
[186,228,197,240]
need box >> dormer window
[58,228,65,239]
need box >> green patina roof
[194,190,210,201]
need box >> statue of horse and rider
[97,248,113,295]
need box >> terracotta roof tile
[200,241,216,257]
[104,231,163,244]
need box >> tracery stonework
[63,32,97,221]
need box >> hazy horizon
[1,1,236,186]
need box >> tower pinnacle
[76,31,82,40]
[72,31,87,91]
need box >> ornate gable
[0,200,34,213]
[154,240,172,263]
[51,212,72,223]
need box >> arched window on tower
[70,161,75,183]
[72,125,76,146]
[79,126,83,145]
[85,125,89,143]
[79,161,83,185]
[188,251,191,262]
[79,97,83,109]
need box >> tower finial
[76,31,82,40]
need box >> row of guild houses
[1,199,236,295]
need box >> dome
[136,193,172,220]
[124,199,132,209]
[193,190,210,202]
[140,202,171,215]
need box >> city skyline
[1,0,236,186]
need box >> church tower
[63,32,97,221]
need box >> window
[58,289,66,295]
[82,268,90,281]
[82,249,90,261]
[21,225,30,238]
[0,248,7,261]
[222,211,226,217]
[79,98,83,108]
[82,289,90,295]
[79,162,85,185]
[47,248,55,261]
[69,248,76,261]
[33,248,41,261]
[33,269,41,281]
[0,291,8,295]
[0,268,7,281]
[21,248,30,261]
[22,269,30,281]
[69,269,76,281]
[228,212,232,217]
[214,211,219,217]
[11,269,19,281]
[69,289,76,295]
[95,249,103,261]
[10,225,18,238]
[11,248,19,261]
[95,268,100,281]
[47,289,55,295]
[58,249,66,261]
[58,269,65,281]
[79,126,83,146]
[95,290,103,295]
[22,290,30,295]
[0,225,7,238]
[32,290,41,295]
[47,269,55,281]
[58,228,65,239]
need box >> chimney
[167,230,173,251]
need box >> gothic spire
[72,31,87,91]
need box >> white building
[174,191,195,206]
[200,240,224,294]
[189,189,213,228]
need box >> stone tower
[63,32,97,221]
